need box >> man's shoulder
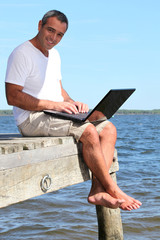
[9,41,42,63]
[49,48,61,60]
[50,47,60,55]
[13,41,30,52]
[10,41,31,58]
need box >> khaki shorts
[18,111,110,142]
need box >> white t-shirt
[5,41,63,125]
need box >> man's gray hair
[42,10,68,31]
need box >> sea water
[0,114,160,240]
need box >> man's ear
[38,20,42,31]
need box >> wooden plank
[0,135,75,154]
[0,142,79,170]
[0,154,91,208]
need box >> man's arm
[60,83,74,103]
[5,82,80,114]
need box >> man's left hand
[73,101,89,113]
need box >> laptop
[44,88,135,122]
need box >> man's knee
[80,124,99,144]
[108,122,117,135]
[100,122,117,139]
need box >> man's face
[37,16,67,54]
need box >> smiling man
[33,15,66,56]
[5,10,142,211]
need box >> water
[0,115,160,239]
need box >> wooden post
[96,173,123,240]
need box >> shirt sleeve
[5,49,28,87]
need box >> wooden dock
[0,133,123,239]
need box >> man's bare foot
[103,174,142,211]
[89,176,142,211]
[88,177,125,209]
[120,199,141,211]
[88,191,125,209]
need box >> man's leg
[79,123,142,211]
[99,121,117,170]
[99,123,142,210]
[87,122,120,208]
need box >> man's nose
[52,32,59,42]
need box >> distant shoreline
[117,109,160,115]
[0,110,13,116]
[0,109,160,116]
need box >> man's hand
[60,83,89,114]
[54,102,79,114]
[54,101,89,114]
[73,101,89,113]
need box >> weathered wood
[0,133,123,239]
[0,135,90,208]
[0,154,91,208]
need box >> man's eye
[48,28,55,33]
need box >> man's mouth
[47,39,55,45]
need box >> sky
[0,0,160,110]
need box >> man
[5,10,142,210]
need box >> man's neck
[29,36,49,57]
